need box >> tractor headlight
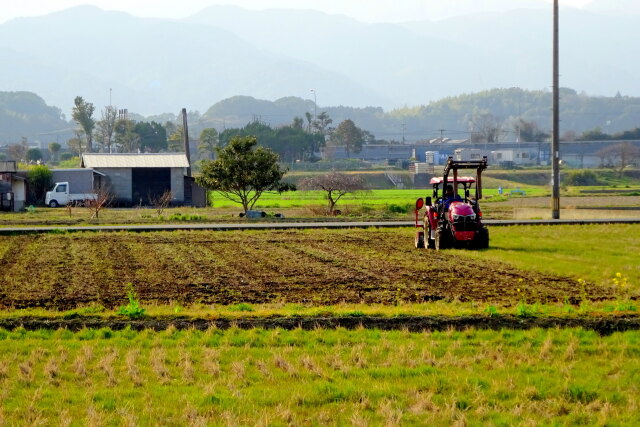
[452,214,461,221]
[468,214,476,220]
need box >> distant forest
[2,88,640,146]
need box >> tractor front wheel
[435,227,449,250]
[475,227,489,249]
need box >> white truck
[45,182,97,208]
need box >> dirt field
[0,229,612,310]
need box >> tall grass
[0,327,638,424]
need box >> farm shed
[81,153,204,206]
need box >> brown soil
[0,229,612,310]
[2,315,638,336]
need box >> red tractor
[414,156,489,250]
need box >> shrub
[563,170,601,186]
[26,164,52,205]
[117,283,146,318]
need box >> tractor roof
[430,176,476,185]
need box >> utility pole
[182,108,191,177]
[310,89,317,122]
[401,123,406,144]
[439,129,445,142]
[551,0,560,219]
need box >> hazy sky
[1,0,595,24]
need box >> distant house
[81,153,206,206]
[0,161,26,212]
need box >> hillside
[0,91,70,144]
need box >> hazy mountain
[0,6,386,116]
[1,4,639,120]
[0,91,71,144]
[585,0,640,15]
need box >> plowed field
[0,229,610,310]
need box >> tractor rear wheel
[426,222,436,249]
[435,227,449,250]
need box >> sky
[0,0,596,24]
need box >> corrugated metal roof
[81,153,190,169]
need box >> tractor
[414,156,489,250]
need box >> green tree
[114,119,140,152]
[134,121,167,152]
[26,148,43,162]
[312,111,333,135]
[71,96,95,153]
[515,119,549,142]
[332,119,364,157]
[48,142,61,163]
[167,125,185,152]
[578,127,611,141]
[26,164,52,205]
[198,128,219,160]
[196,136,294,213]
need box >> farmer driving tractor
[442,184,462,210]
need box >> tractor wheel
[475,227,489,249]
[415,232,425,249]
[435,228,448,250]
[426,222,436,249]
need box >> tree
[26,148,43,162]
[515,119,549,142]
[292,117,304,130]
[134,121,167,152]
[26,164,52,205]
[299,172,365,215]
[596,142,640,177]
[332,119,364,157]
[71,96,95,153]
[198,128,219,160]
[312,111,333,135]
[48,142,61,163]
[578,127,610,141]
[196,136,294,214]
[95,106,117,152]
[167,125,186,152]
[469,112,501,143]
[114,118,140,152]
[7,143,27,162]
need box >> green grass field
[0,327,638,425]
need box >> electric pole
[551,0,560,219]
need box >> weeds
[117,283,146,319]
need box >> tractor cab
[414,156,489,250]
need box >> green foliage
[26,148,43,162]
[134,121,167,152]
[228,303,254,312]
[117,283,146,318]
[71,96,95,152]
[167,213,205,221]
[484,305,499,317]
[563,170,601,186]
[26,164,52,204]
[198,128,219,160]
[197,136,295,213]
[331,119,366,157]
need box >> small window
[56,184,67,193]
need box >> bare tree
[149,190,173,215]
[299,172,365,215]
[596,142,640,177]
[469,112,501,143]
[96,106,118,152]
[86,187,114,219]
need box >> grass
[454,223,640,290]
[0,327,638,425]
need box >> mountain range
[0,4,638,117]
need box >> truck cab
[45,182,97,208]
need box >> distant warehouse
[81,153,207,207]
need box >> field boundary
[2,315,640,335]
[0,218,639,234]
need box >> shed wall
[97,167,132,201]
[170,168,185,202]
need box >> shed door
[132,168,171,204]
